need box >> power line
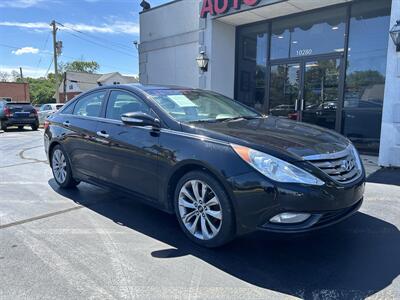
[56,21,137,58]
[36,31,51,68]
[56,21,135,52]
[44,58,53,77]
[0,43,135,74]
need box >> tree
[0,71,10,82]
[62,60,100,73]
[27,77,56,104]
[11,70,21,82]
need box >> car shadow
[367,168,400,186]
[49,179,400,299]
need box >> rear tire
[51,145,79,189]
[0,121,6,131]
[174,171,236,248]
[31,124,38,131]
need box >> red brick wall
[0,82,30,102]
[59,92,81,103]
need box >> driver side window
[106,90,151,121]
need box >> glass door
[269,63,302,121]
[301,58,341,130]
[268,56,342,131]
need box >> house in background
[58,71,138,102]
[0,82,30,103]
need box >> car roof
[117,83,191,92]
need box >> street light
[196,51,209,72]
[389,20,400,52]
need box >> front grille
[304,148,361,184]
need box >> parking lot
[0,128,399,299]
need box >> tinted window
[105,91,150,121]
[73,91,106,117]
[236,24,268,112]
[342,0,391,153]
[60,102,74,114]
[270,7,346,59]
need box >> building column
[379,0,400,167]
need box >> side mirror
[121,112,160,128]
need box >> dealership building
[139,0,400,167]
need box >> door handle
[96,131,109,138]
[63,121,70,127]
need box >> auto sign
[200,0,261,18]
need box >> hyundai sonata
[44,84,365,247]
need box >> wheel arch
[165,160,238,231]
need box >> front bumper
[259,198,363,233]
[227,170,365,235]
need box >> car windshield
[147,89,260,123]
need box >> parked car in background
[38,103,64,125]
[0,100,39,131]
[44,84,365,247]
[33,104,43,112]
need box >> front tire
[18,126,24,130]
[31,124,38,131]
[51,145,79,189]
[174,171,236,247]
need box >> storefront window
[271,7,347,60]
[343,0,391,153]
[236,24,268,112]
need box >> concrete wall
[139,0,200,87]
[379,0,400,167]
[206,20,236,98]
[0,82,30,102]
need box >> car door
[95,89,160,201]
[60,90,108,180]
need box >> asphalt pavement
[0,128,399,299]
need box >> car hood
[182,116,350,161]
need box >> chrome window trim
[302,145,352,161]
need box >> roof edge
[139,0,184,14]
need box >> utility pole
[51,20,60,103]
[19,67,23,81]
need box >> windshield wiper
[189,119,220,123]
[219,116,261,122]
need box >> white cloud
[0,0,45,8]
[0,21,50,30]
[0,20,139,34]
[0,65,48,78]
[12,46,40,56]
[61,21,139,34]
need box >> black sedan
[44,84,365,247]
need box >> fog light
[270,212,311,224]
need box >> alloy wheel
[178,180,222,240]
[52,149,67,184]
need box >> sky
[0,0,169,78]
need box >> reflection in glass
[271,7,346,60]
[236,25,268,112]
[269,64,300,120]
[343,0,391,153]
[302,59,341,130]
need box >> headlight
[231,144,324,186]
